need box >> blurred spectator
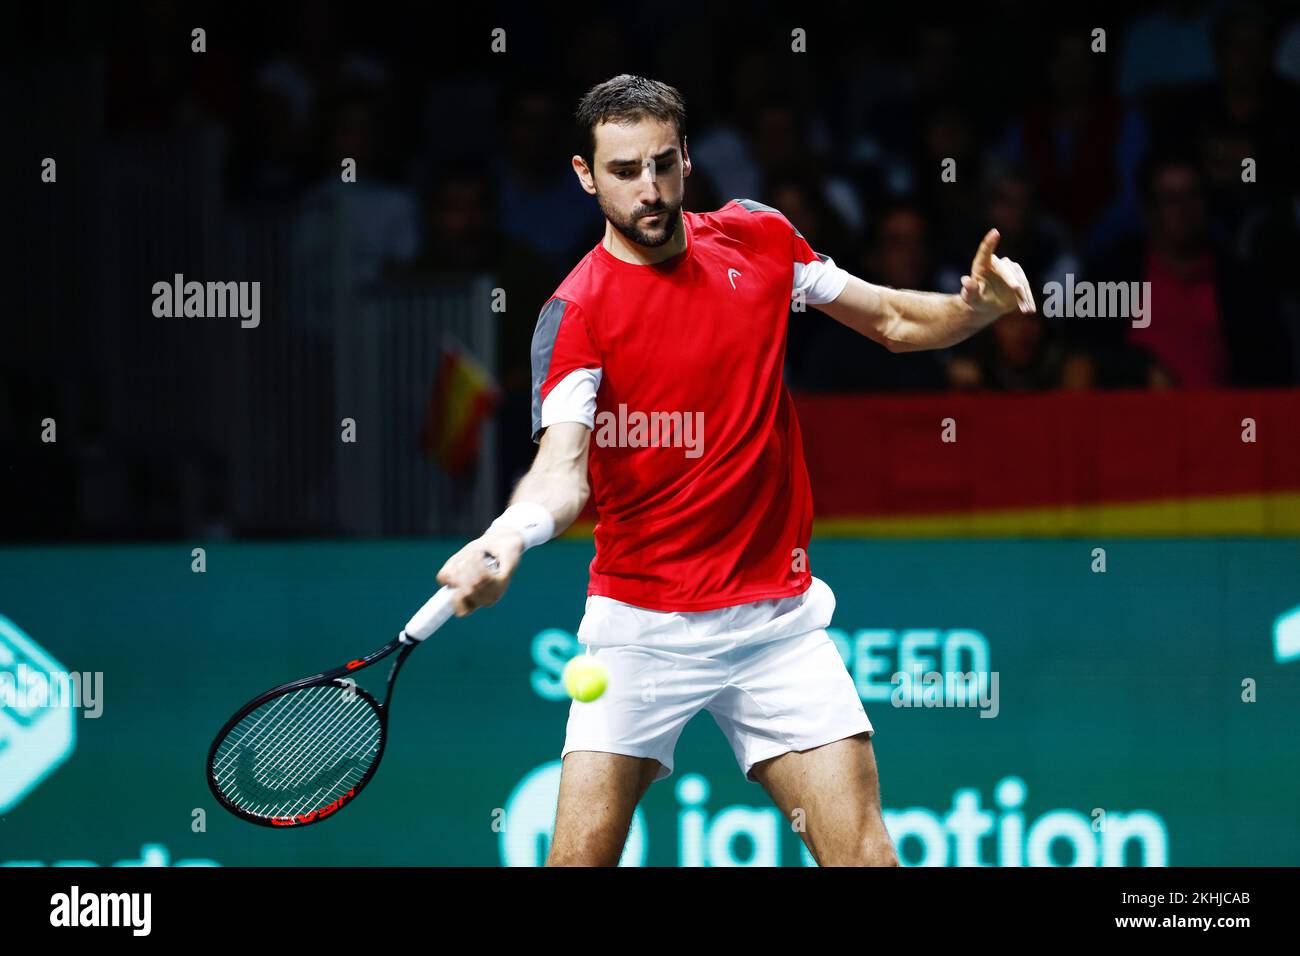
[690,92,856,235]
[788,198,947,392]
[294,90,419,285]
[947,311,1067,392]
[231,0,394,203]
[1147,3,1300,200]
[688,45,802,203]
[252,0,394,128]
[938,164,1078,301]
[394,159,559,503]
[1196,118,1268,243]
[746,97,863,234]
[398,159,556,394]
[997,27,1125,243]
[229,75,313,202]
[104,0,237,133]
[1118,0,1217,98]
[860,26,974,182]
[1078,152,1291,388]
[418,74,504,188]
[493,81,606,276]
[911,105,985,264]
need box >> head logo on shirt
[727,268,742,289]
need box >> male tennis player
[436,75,1035,866]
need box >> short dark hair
[574,75,687,168]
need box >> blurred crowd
[95,0,1300,398]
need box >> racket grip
[403,552,501,641]
[402,586,456,642]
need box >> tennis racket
[206,553,499,827]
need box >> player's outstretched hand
[960,228,1036,319]
[436,529,523,616]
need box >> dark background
[6,0,1300,541]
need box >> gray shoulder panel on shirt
[530,297,570,443]
[734,197,806,240]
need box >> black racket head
[207,677,389,828]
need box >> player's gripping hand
[959,228,1036,320]
[436,528,524,616]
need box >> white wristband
[488,502,556,551]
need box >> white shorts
[561,576,873,783]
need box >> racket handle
[402,586,456,641]
[403,552,501,641]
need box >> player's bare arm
[436,420,592,615]
[816,227,1036,352]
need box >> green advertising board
[1,539,1297,866]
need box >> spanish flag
[422,347,502,475]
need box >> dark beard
[600,195,682,249]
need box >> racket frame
[205,633,418,828]
[207,552,496,828]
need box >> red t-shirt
[529,199,849,611]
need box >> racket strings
[212,683,383,820]
[248,688,362,782]
[224,696,379,818]
[235,687,378,801]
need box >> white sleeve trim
[793,256,850,305]
[540,367,602,431]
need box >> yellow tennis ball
[563,654,608,702]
